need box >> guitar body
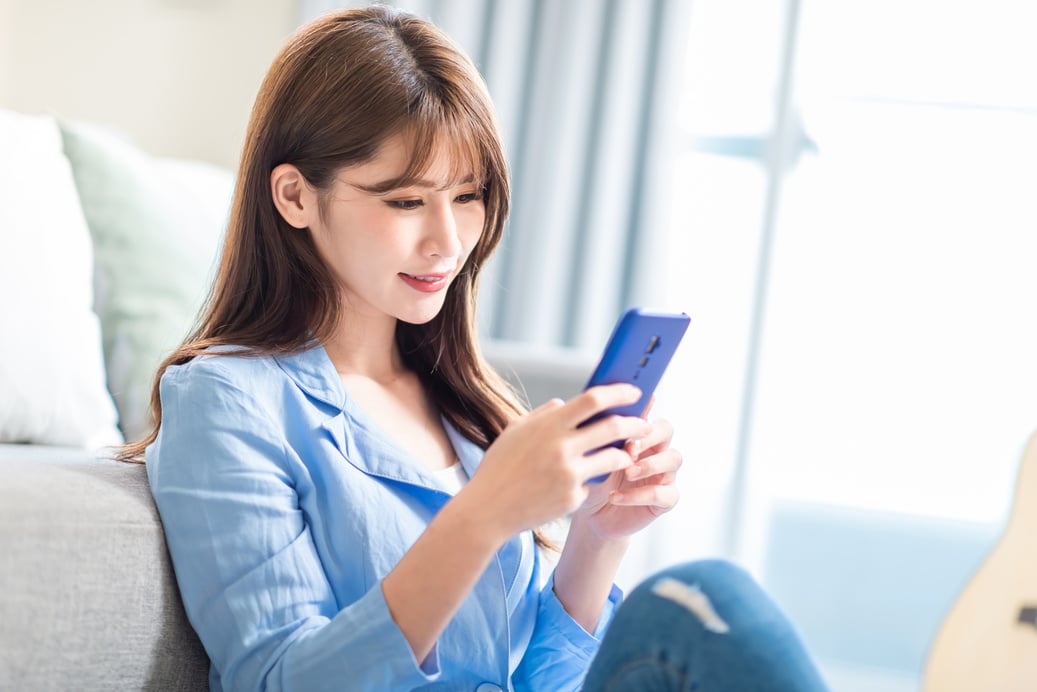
[924,430,1037,692]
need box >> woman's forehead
[342,133,482,190]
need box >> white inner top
[429,461,469,495]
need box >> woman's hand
[461,384,651,540]
[572,411,682,540]
[549,404,681,631]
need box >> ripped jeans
[582,560,830,692]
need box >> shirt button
[475,684,503,692]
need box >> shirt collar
[276,342,487,486]
[272,343,347,411]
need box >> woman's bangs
[395,104,489,190]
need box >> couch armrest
[0,445,209,691]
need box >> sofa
[0,446,210,690]
[0,108,230,690]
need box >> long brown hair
[118,7,528,467]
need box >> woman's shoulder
[148,349,297,484]
[165,346,276,383]
[159,346,291,407]
[160,343,340,407]
[155,349,294,447]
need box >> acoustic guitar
[923,429,1037,691]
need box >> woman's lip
[399,272,451,293]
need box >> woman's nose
[425,204,463,259]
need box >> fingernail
[611,491,624,503]
[627,439,643,456]
[626,463,642,480]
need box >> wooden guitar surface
[924,430,1037,691]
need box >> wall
[0,0,299,168]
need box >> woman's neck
[323,312,405,383]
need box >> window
[664,0,1037,686]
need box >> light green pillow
[60,121,233,442]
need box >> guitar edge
[923,429,1037,692]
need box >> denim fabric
[583,560,829,692]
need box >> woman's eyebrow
[348,173,477,194]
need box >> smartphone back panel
[584,309,691,419]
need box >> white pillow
[0,109,122,449]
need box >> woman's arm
[380,486,510,664]
[552,515,630,633]
[552,417,683,632]
[381,386,651,663]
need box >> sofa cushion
[0,445,209,690]
[59,121,233,443]
[0,109,122,449]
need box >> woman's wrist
[568,509,632,549]
[553,513,629,633]
[444,483,516,552]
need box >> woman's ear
[270,163,318,229]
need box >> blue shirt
[146,345,621,692]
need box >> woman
[123,6,828,691]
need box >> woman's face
[308,135,486,327]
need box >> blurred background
[3,0,1036,689]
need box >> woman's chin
[396,303,446,326]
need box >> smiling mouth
[399,272,451,293]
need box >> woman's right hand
[460,383,651,538]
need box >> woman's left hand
[573,411,682,540]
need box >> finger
[625,447,682,481]
[609,484,680,512]
[641,395,656,419]
[530,397,566,417]
[573,414,651,455]
[562,384,643,428]
[580,446,635,484]
[625,418,673,459]
[626,470,678,488]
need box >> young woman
[123,6,828,691]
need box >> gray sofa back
[0,445,209,690]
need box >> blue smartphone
[581,308,690,483]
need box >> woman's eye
[387,199,423,210]
[456,191,483,204]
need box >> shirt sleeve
[147,359,439,692]
[511,557,624,691]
